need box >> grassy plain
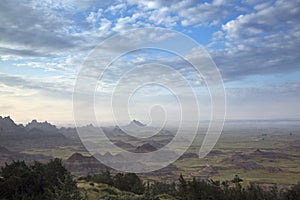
[20,126,300,185]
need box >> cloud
[225,82,300,120]
[86,8,103,26]
[26,0,100,12]
[175,0,234,26]
[0,47,47,57]
[0,0,238,59]
[0,73,76,123]
[210,0,300,81]
[124,0,235,27]
[13,55,83,74]
[105,3,127,15]
[0,73,74,99]
[1,0,300,122]
[0,0,85,58]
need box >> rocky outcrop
[0,116,26,136]
[179,152,199,160]
[59,127,80,140]
[249,149,292,160]
[135,143,157,153]
[64,153,109,176]
[0,145,51,166]
[25,119,58,133]
[128,120,146,127]
[0,116,77,152]
[102,126,127,137]
[113,141,135,150]
[221,151,284,171]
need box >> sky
[0,0,300,125]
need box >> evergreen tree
[178,174,188,200]
[0,159,85,200]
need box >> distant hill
[59,127,79,139]
[0,116,66,137]
[0,144,52,166]
[0,116,77,152]
[135,143,157,153]
[0,116,26,135]
[25,119,58,133]
[64,153,110,176]
[0,145,13,155]
[128,119,146,127]
[0,116,176,171]
[114,141,135,150]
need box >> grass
[20,131,300,186]
[212,169,300,185]
[78,181,141,200]
[21,146,90,159]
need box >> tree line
[0,160,299,200]
[84,171,300,200]
[0,159,86,200]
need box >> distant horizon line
[2,115,300,128]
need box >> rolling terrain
[0,116,299,186]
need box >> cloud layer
[0,0,300,123]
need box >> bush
[0,159,86,200]
[86,171,145,195]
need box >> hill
[0,116,78,154]
[64,153,109,176]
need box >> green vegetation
[0,159,86,200]
[82,170,300,200]
[77,181,140,200]
[1,161,300,200]
[21,145,89,160]
[84,170,145,194]
[9,127,300,186]
[174,132,300,185]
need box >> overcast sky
[0,0,300,125]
